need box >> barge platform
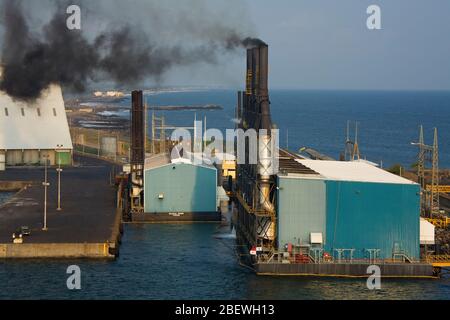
[255,262,437,278]
[0,155,122,259]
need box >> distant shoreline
[147,104,222,111]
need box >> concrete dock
[0,155,122,259]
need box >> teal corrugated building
[277,160,420,260]
[143,155,218,215]
[277,177,326,246]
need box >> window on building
[21,108,25,116]
[4,108,8,116]
[53,108,57,116]
[37,108,41,116]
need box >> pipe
[258,134,275,214]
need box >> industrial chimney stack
[237,43,276,245]
[130,90,145,213]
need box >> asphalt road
[0,155,120,244]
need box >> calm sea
[139,89,450,168]
[1,90,449,300]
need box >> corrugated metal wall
[325,181,420,259]
[4,150,68,166]
[276,176,420,260]
[277,177,326,246]
[144,163,217,213]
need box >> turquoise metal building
[276,160,420,260]
[144,155,218,215]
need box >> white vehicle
[12,229,24,243]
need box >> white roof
[420,218,435,245]
[352,159,380,167]
[0,84,73,150]
[296,160,417,185]
[144,152,216,171]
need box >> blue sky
[243,0,450,90]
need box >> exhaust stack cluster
[238,44,276,242]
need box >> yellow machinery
[426,217,450,228]
[426,255,450,267]
[221,158,236,180]
[426,185,450,193]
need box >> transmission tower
[431,128,440,217]
[417,125,426,213]
[412,125,440,217]
[344,121,352,161]
[151,112,166,154]
[344,121,361,161]
[352,122,361,161]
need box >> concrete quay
[0,155,122,259]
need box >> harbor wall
[0,181,31,192]
[0,242,115,259]
[132,211,221,223]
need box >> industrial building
[277,159,421,260]
[126,91,221,222]
[0,84,73,168]
[142,153,219,220]
[233,43,436,276]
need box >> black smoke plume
[0,0,265,101]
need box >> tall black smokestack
[258,45,269,98]
[131,90,145,165]
[130,89,145,212]
[255,44,275,233]
[258,44,272,131]
[251,47,260,98]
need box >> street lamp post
[42,155,50,231]
[56,144,64,211]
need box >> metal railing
[257,248,424,265]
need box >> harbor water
[0,192,14,206]
[0,224,449,300]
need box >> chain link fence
[70,127,131,164]
[70,127,169,164]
